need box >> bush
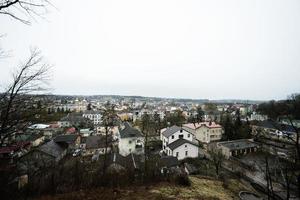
[175,173,191,186]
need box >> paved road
[222,159,299,200]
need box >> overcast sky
[1,0,300,100]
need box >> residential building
[79,129,93,137]
[217,139,260,159]
[53,134,81,150]
[118,122,144,156]
[164,138,199,160]
[0,141,31,160]
[84,135,112,155]
[58,114,93,128]
[82,110,102,125]
[250,112,268,121]
[251,120,282,137]
[160,125,199,160]
[26,135,45,147]
[160,125,194,152]
[203,111,221,122]
[17,140,67,175]
[183,122,223,143]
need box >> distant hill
[1,93,265,104]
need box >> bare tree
[0,34,8,59]
[0,0,51,25]
[0,46,5,59]
[277,112,300,197]
[284,118,300,198]
[279,161,294,200]
[140,112,150,182]
[153,111,160,135]
[0,48,51,147]
[101,102,118,177]
[264,156,275,200]
[208,148,225,178]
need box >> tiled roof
[219,139,259,150]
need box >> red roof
[49,124,60,128]
[66,127,76,134]
[0,142,30,154]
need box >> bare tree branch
[0,48,51,146]
[0,34,9,59]
[0,0,51,25]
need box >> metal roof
[119,122,143,138]
[167,138,199,150]
[161,125,194,138]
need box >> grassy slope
[37,176,251,200]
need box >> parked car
[72,149,82,157]
[277,151,288,159]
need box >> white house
[161,125,194,151]
[250,112,268,121]
[118,122,144,156]
[161,125,199,160]
[165,138,199,160]
[183,122,223,143]
[57,120,71,128]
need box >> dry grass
[37,176,250,200]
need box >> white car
[92,153,99,162]
[277,152,288,159]
[72,149,82,157]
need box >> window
[179,135,183,139]
[180,129,183,133]
[171,135,174,139]
[185,151,188,156]
[185,144,187,148]
[188,134,190,138]
[129,140,132,144]
[176,152,179,157]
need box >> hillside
[37,176,254,200]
